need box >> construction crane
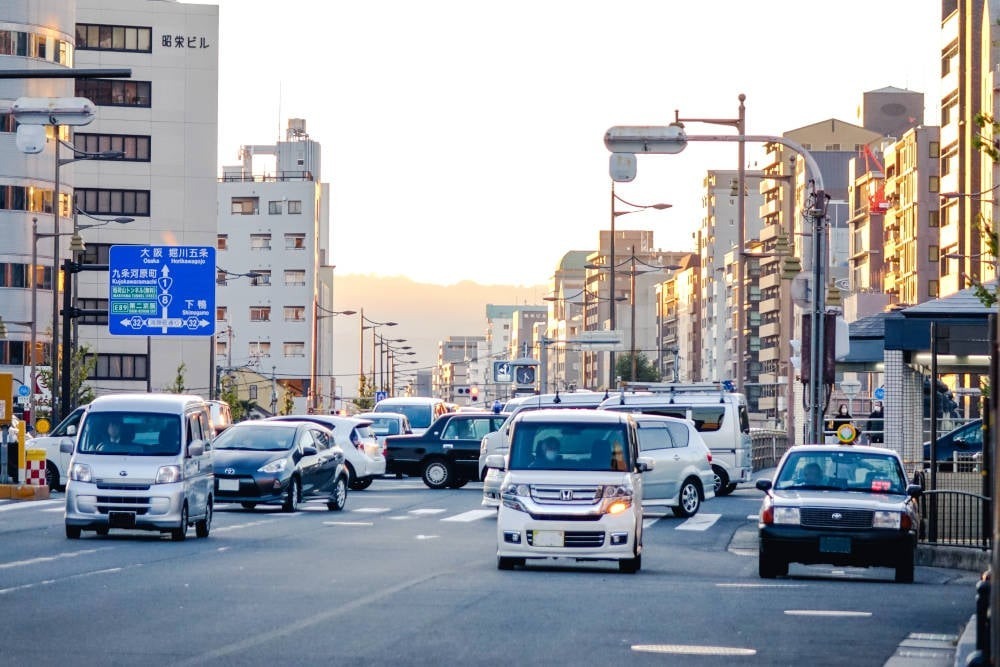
[860,144,889,214]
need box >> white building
[218,119,333,414]
[0,0,218,423]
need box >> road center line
[0,547,109,570]
[784,610,872,618]
[0,499,61,512]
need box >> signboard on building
[108,245,215,336]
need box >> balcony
[759,272,781,290]
[759,297,780,314]
[759,199,781,218]
[758,346,779,363]
[759,322,780,339]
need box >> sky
[213,0,941,288]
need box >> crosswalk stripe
[441,509,495,522]
[409,509,446,515]
[352,507,391,514]
[676,513,721,531]
[643,517,660,529]
[0,499,61,512]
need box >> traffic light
[515,366,536,385]
[470,386,479,402]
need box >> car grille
[530,485,601,506]
[95,496,151,515]
[800,507,874,529]
[95,480,152,491]
[526,530,605,548]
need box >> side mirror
[188,441,205,457]
[485,454,506,471]
[756,479,773,493]
[906,484,923,499]
[636,456,655,472]
[59,440,74,454]
[302,445,318,456]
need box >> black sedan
[213,421,348,512]
[756,444,922,583]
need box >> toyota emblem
[224,468,235,475]
[831,512,843,520]
[119,470,128,477]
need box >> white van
[62,393,215,541]
[372,396,450,435]
[598,383,752,496]
[490,409,652,573]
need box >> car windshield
[77,412,183,456]
[775,450,906,494]
[378,404,432,429]
[508,422,631,472]
[214,426,295,451]
[365,416,401,435]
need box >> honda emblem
[561,489,574,501]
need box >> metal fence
[918,488,992,550]
[750,430,789,471]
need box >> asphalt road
[0,479,978,666]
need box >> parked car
[207,399,233,435]
[354,411,412,451]
[385,412,507,489]
[23,405,86,490]
[633,414,715,516]
[923,419,982,471]
[212,421,348,512]
[266,414,385,490]
[490,409,653,573]
[372,396,450,435]
[756,444,922,583]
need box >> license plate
[533,530,563,547]
[218,478,240,491]
[819,536,851,554]
[108,511,136,529]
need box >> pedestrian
[826,403,854,442]
[866,402,884,444]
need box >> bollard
[24,449,46,486]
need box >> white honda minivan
[490,409,652,573]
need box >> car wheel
[422,459,453,489]
[66,525,81,539]
[326,476,348,511]
[758,547,787,578]
[171,504,188,542]
[895,549,915,583]
[712,465,733,496]
[672,478,702,518]
[349,477,373,491]
[282,477,300,513]
[619,552,642,574]
[45,461,60,491]
[497,556,517,570]
[241,502,257,510]
[195,500,212,538]
[447,477,469,489]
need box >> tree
[972,112,1000,307]
[219,376,243,422]
[615,353,661,383]
[162,362,187,394]
[354,374,374,412]
[37,343,97,414]
[280,387,295,415]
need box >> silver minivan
[62,393,215,541]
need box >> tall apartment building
[218,119,333,413]
[656,253,699,382]
[0,0,218,422]
[543,250,589,393]
[434,335,486,402]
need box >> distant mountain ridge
[328,274,549,389]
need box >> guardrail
[750,430,789,471]
[918,489,991,550]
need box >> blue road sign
[109,245,215,336]
[493,361,512,383]
[17,385,29,397]
[874,387,885,401]
[374,391,387,403]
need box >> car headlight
[501,483,530,497]
[259,458,288,474]
[69,462,92,483]
[155,465,181,484]
[872,511,902,529]
[599,484,634,499]
[772,507,801,525]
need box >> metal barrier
[750,430,789,471]
[917,489,992,549]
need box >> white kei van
[62,393,215,541]
[598,383,752,496]
[373,397,450,435]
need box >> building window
[216,340,227,356]
[268,200,283,214]
[928,176,939,193]
[231,196,258,215]
[216,306,227,321]
[249,341,271,358]
[87,353,149,380]
[0,263,52,289]
[284,342,306,357]
[79,243,114,265]
[250,306,271,322]
[928,210,939,228]
[284,306,306,321]
[284,270,306,286]
[0,29,74,65]
[75,78,151,107]
[77,298,108,325]
[73,133,150,161]
[217,234,228,250]
[250,234,271,250]
[929,141,940,159]
[928,279,939,298]
[285,233,306,249]
[249,384,258,400]
[250,270,271,286]
[75,188,150,216]
[928,245,939,263]
[288,200,302,214]
[76,24,152,53]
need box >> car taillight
[900,514,912,530]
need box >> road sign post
[108,246,215,337]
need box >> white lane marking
[716,583,807,589]
[409,508,447,515]
[388,515,414,521]
[676,513,721,531]
[631,644,756,656]
[0,547,109,570]
[441,509,495,522]
[642,517,660,529]
[746,514,759,521]
[0,566,125,596]
[784,610,872,618]
[322,521,373,526]
[0,499,61,512]
[352,507,391,514]
[212,520,276,533]
[414,534,439,540]
[42,507,64,513]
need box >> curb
[916,544,991,573]
[0,483,50,501]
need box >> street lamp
[210,268,262,400]
[545,288,625,390]
[311,304,356,412]
[359,310,397,398]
